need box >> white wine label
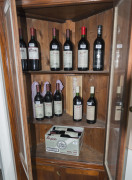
[52,45,57,49]
[78,50,88,68]
[29,43,34,47]
[54,101,62,115]
[35,103,44,118]
[115,106,121,121]
[96,44,102,49]
[87,102,92,106]
[80,44,86,48]
[20,48,27,59]
[65,131,78,138]
[74,105,82,120]
[50,50,60,68]
[54,127,67,131]
[28,47,39,59]
[117,44,123,49]
[45,102,52,116]
[63,51,72,68]
[64,46,70,50]
[77,102,81,105]
[87,105,95,121]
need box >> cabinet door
[105,0,132,179]
[1,0,33,179]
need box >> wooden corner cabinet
[0,0,132,180]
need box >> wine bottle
[93,25,105,71]
[34,85,44,120]
[28,28,40,71]
[78,26,89,71]
[63,29,73,71]
[53,127,81,135]
[19,29,28,71]
[44,84,53,118]
[86,86,96,124]
[50,28,60,71]
[53,83,62,116]
[73,86,82,121]
[114,86,122,121]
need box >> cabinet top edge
[16,0,113,9]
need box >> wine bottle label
[50,50,60,68]
[20,48,27,59]
[63,51,72,68]
[87,105,95,121]
[54,127,67,131]
[115,106,121,121]
[64,46,70,50]
[29,43,35,47]
[65,131,78,138]
[93,49,103,69]
[54,101,62,115]
[44,102,52,116]
[52,45,57,49]
[96,44,102,49]
[28,47,39,59]
[80,44,86,48]
[117,44,123,49]
[35,102,44,118]
[74,105,82,120]
[78,50,88,68]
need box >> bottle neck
[97,33,102,38]
[66,37,70,41]
[37,92,40,95]
[76,92,79,96]
[53,36,56,40]
[117,93,121,98]
[20,36,23,40]
[81,34,85,38]
[31,35,35,40]
[90,93,94,98]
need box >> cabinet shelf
[28,113,105,129]
[24,70,109,75]
[31,143,104,169]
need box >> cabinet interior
[17,4,113,172]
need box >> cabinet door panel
[105,0,132,179]
[2,0,33,179]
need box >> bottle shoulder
[20,39,27,47]
[64,40,73,49]
[73,95,82,103]
[34,94,43,102]
[28,39,38,47]
[94,37,104,46]
[87,97,96,104]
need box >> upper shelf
[16,0,114,22]
[24,70,109,75]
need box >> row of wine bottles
[48,126,82,138]
[19,25,105,71]
[34,83,97,124]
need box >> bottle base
[51,68,60,71]
[93,68,103,71]
[87,120,96,124]
[73,119,82,122]
[35,118,44,121]
[54,114,62,117]
[45,116,53,119]
[64,68,73,71]
[78,68,88,71]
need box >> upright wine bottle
[86,86,96,124]
[34,85,44,120]
[114,86,122,121]
[44,84,53,118]
[19,29,28,71]
[28,28,40,71]
[78,26,89,71]
[53,83,62,116]
[63,29,73,71]
[93,25,105,71]
[50,28,60,71]
[73,86,82,121]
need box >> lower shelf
[31,142,104,170]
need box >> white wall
[0,48,16,180]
